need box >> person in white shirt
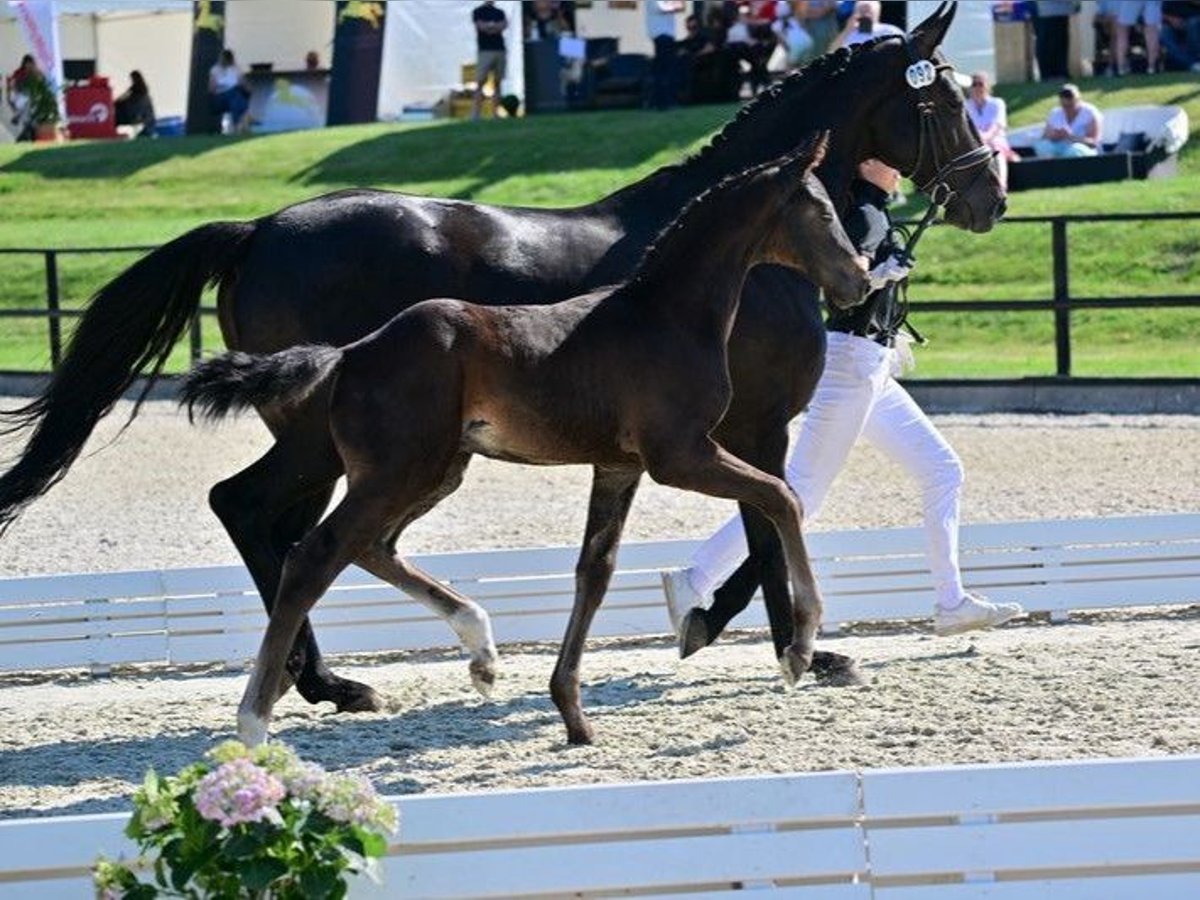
[831,0,904,50]
[208,49,250,135]
[1034,83,1103,158]
[965,71,1016,190]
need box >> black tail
[180,345,343,424]
[0,221,253,533]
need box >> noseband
[898,37,995,208]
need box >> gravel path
[1,399,1198,817]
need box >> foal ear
[910,0,956,59]
[803,131,830,174]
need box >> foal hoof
[678,609,711,660]
[470,657,498,699]
[811,650,867,687]
[778,645,813,688]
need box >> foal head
[755,134,870,310]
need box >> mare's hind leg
[355,453,499,698]
[551,466,642,745]
[644,436,821,688]
[238,477,402,746]
[209,429,383,713]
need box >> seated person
[208,49,250,134]
[1034,83,1102,158]
[1161,0,1200,71]
[965,71,1018,190]
[114,70,156,137]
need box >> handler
[665,158,1024,638]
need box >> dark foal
[0,3,1004,712]
[182,139,870,746]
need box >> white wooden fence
[2,755,1199,898]
[1,514,1197,675]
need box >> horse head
[759,132,871,310]
[860,1,1007,232]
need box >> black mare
[0,3,1003,710]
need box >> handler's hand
[868,253,912,290]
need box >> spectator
[1162,0,1200,70]
[6,54,39,141]
[726,3,775,95]
[663,159,1024,641]
[208,49,250,134]
[790,1,840,65]
[114,69,156,138]
[773,5,815,68]
[305,50,321,71]
[527,0,567,40]
[1093,0,1120,75]
[831,0,904,50]
[1032,1,1074,80]
[645,0,684,110]
[472,0,508,119]
[965,71,1017,190]
[1034,83,1102,157]
[1115,0,1162,73]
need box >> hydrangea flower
[318,773,398,833]
[194,757,286,828]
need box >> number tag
[905,59,937,90]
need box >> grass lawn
[0,72,1197,378]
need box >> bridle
[897,37,995,210]
[889,36,996,266]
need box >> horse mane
[621,151,807,294]
[600,41,882,210]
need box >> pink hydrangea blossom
[194,758,285,828]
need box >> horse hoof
[778,645,812,688]
[470,658,498,699]
[566,720,595,746]
[678,609,710,659]
[811,651,866,687]
[335,681,385,714]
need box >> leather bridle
[897,37,995,209]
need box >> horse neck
[597,52,882,228]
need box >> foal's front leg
[644,437,822,687]
[551,466,642,745]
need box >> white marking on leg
[451,603,499,697]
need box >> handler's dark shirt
[825,179,906,345]
[474,3,507,52]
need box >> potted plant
[24,74,61,141]
[93,740,398,899]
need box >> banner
[327,0,387,126]
[8,0,62,91]
[184,0,225,135]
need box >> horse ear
[910,0,957,58]
[804,131,830,174]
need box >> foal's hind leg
[209,429,383,713]
[355,454,499,698]
[550,466,642,745]
[644,437,822,687]
[238,479,400,746]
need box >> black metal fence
[2,211,1198,380]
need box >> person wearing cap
[1034,84,1103,158]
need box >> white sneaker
[662,568,705,635]
[933,592,1023,637]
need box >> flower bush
[94,741,397,900]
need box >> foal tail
[0,221,253,534]
[180,345,343,424]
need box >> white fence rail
[1,514,1197,675]
[2,756,1198,898]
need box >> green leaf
[298,865,346,900]
[353,827,388,858]
[240,856,289,892]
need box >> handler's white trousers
[688,331,967,609]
